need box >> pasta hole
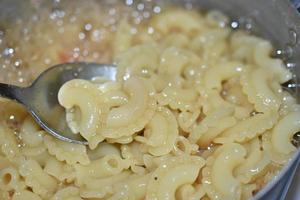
[107,159,118,168]
[2,173,12,185]
[176,140,186,152]
[250,111,263,116]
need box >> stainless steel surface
[0,63,116,144]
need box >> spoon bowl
[0,62,116,145]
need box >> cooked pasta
[0,2,298,200]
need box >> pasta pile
[0,5,300,200]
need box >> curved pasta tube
[113,19,133,57]
[215,111,278,143]
[75,154,129,185]
[204,61,244,91]
[158,47,202,76]
[12,190,42,200]
[177,109,200,132]
[110,173,151,200]
[44,157,75,183]
[135,107,178,156]
[188,107,236,147]
[279,91,300,116]
[222,83,254,119]
[253,40,292,83]
[101,77,157,139]
[150,9,204,34]
[262,131,292,165]
[146,156,205,200]
[235,138,270,184]
[176,184,205,200]
[172,136,199,156]
[87,142,121,160]
[230,31,261,62]
[19,117,46,156]
[58,79,105,143]
[79,171,131,199]
[0,167,25,191]
[50,186,82,200]
[0,125,20,162]
[241,67,281,112]
[156,85,199,111]
[199,89,251,119]
[271,111,300,154]
[106,135,134,144]
[202,143,246,200]
[19,159,58,199]
[120,142,149,175]
[191,28,230,65]
[161,33,190,49]
[116,44,159,80]
[44,135,90,165]
[143,153,173,172]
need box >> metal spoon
[0,62,116,145]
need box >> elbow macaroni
[0,5,298,200]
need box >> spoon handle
[0,82,25,103]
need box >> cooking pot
[0,0,299,199]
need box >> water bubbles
[53,0,61,4]
[73,72,79,77]
[240,17,255,32]
[133,16,142,24]
[288,28,297,46]
[125,0,134,6]
[92,29,101,42]
[131,10,139,18]
[137,3,145,11]
[50,9,65,20]
[143,11,150,18]
[275,49,283,56]
[147,27,154,34]
[78,32,86,40]
[130,27,137,34]
[3,48,14,57]
[287,62,296,69]
[44,58,51,65]
[14,59,22,67]
[153,6,161,13]
[232,17,256,32]
[73,47,80,58]
[230,21,239,29]
[18,77,24,83]
[84,23,92,31]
